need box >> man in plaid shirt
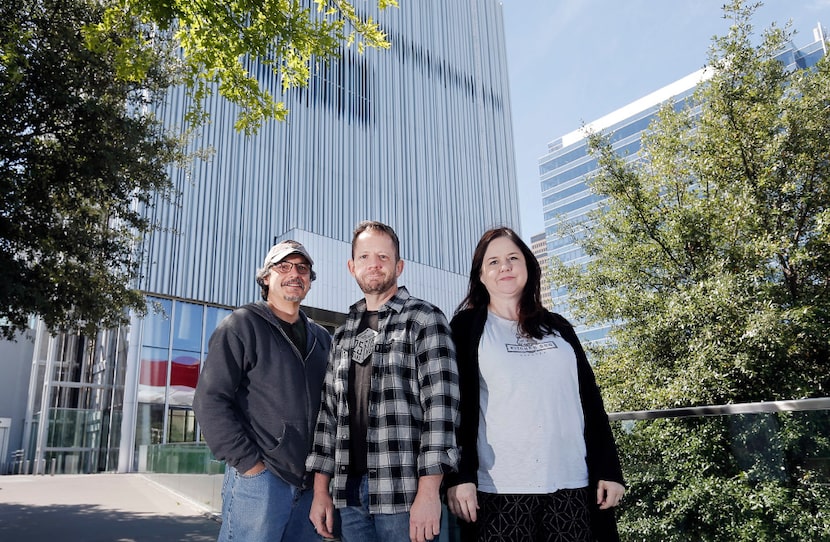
[307,221,460,542]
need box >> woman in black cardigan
[445,227,625,541]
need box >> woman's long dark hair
[456,227,570,339]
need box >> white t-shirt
[476,311,589,494]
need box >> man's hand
[243,461,266,476]
[409,474,442,542]
[309,473,336,539]
[597,480,625,510]
[447,482,478,523]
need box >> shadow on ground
[0,502,219,542]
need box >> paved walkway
[0,473,220,541]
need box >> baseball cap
[263,240,314,267]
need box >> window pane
[173,301,203,353]
[138,346,168,404]
[167,408,197,443]
[169,349,200,406]
[135,402,164,447]
[143,297,172,348]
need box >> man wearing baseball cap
[194,240,332,542]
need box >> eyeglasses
[271,261,312,275]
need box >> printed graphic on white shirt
[504,328,558,354]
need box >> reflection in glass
[135,402,165,447]
[168,349,200,406]
[143,297,172,349]
[138,346,169,404]
[167,408,198,443]
[135,299,233,453]
[174,301,204,353]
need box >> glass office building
[538,24,827,344]
[9,0,520,474]
[530,232,553,310]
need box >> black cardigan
[445,307,624,542]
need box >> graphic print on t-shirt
[351,327,377,364]
[505,328,558,354]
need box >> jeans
[339,474,411,542]
[218,465,318,542]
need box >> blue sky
[501,0,830,243]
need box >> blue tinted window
[143,297,172,348]
[544,194,603,220]
[543,182,592,207]
[547,230,586,251]
[578,327,612,344]
[539,145,590,176]
[541,159,598,192]
[541,140,642,193]
[173,301,203,353]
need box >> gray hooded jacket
[193,300,331,488]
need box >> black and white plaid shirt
[306,287,460,514]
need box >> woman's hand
[596,480,625,509]
[447,483,479,523]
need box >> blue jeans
[339,474,411,542]
[218,465,317,542]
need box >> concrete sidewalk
[0,473,220,541]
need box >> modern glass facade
[20,297,232,474]
[131,298,232,470]
[13,0,520,474]
[22,322,128,474]
[538,24,827,344]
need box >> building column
[117,311,142,473]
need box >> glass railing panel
[139,402,830,540]
[142,442,223,474]
[609,401,830,541]
[141,443,224,514]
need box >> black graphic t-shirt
[348,310,378,475]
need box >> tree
[549,1,830,539]
[1,0,393,340]
[84,0,398,133]
[0,0,185,340]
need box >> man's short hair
[351,221,400,260]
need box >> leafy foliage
[0,0,186,340]
[548,1,830,538]
[84,0,398,133]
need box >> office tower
[530,232,553,310]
